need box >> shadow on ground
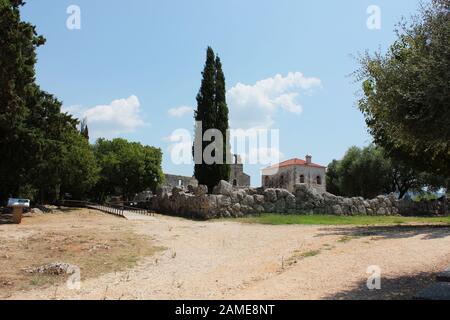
[324,271,437,300]
[317,225,450,240]
[0,214,13,225]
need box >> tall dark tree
[194,47,230,192]
[214,56,231,184]
[80,117,90,140]
[0,0,45,200]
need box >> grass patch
[286,249,322,267]
[235,214,450,226]
[300,250,321,258]
[337,236,355,243]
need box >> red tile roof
[263,158,326,170]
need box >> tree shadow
[317,225,450,240]
[324,271,437,300]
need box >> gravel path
[4,211,450,300]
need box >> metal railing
[58,199,154,218]
[105,202,149,215]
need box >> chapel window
[316,176,322,185]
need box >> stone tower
[229,154,251,187]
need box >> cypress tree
[82,125,89,141]
[214,56,231,184]
[80,118,90,140]
[194,47,230,192]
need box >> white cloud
[227,72,321,129]
[63,95,146,140]
[62,104,83,116]
[168,105,193,118]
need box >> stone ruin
[141,180,448,220]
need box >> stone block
[264,189,277,202]
[212,180,233,196]
[242,195,255,207]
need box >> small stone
[24,262,77,276]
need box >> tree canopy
[194,47,231,192]
[356,0,450,177]
[327,145,447,199]
[92,139,164,201]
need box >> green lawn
[234,214,450,226]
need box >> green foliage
[194,47,231,192]
[325,160,341,196]
[356,0,450,177]
[0,0,45,201]
[333,146,391,199]
[235,214,450,226]
[92,139,164,201]
[327,145,448,199]
[59,131,99,200]
[214,56,231,186]
[413,193,439,202]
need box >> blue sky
[22,0,425,186]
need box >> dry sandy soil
[1,208,450,300]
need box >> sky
[22,0,426,186]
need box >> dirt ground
[1,208,450,300]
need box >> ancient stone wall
[140,180,449,220]
[398,197,449,216]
